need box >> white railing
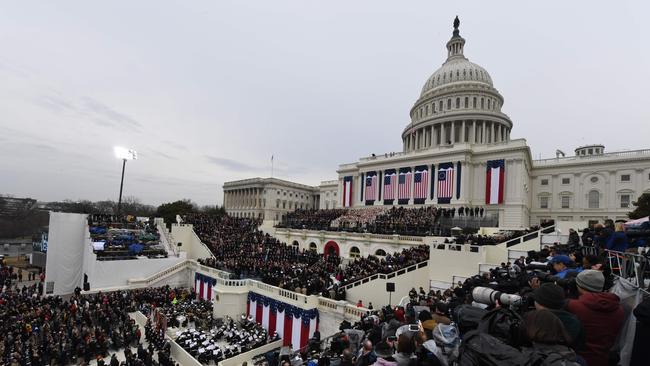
[533,148,650,166]
[157,222,178,257]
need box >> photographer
[549,255,581,279]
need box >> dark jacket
[522,343,580,366]
[606,231,628,252]
[550,309,585,351]
[566,292,625,366]
[631,297,650,366]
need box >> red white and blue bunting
[247,292,319,351]
[194,273,216,301]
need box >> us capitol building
[223,18,650,229]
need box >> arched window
[464,97,469,108]
[350,246,361,258]
[473,97,477,108]
[425,105,429,115]
[309,242,317,252]
[487,99,491,109]
[292,240,300,250]
[447,99,451,110]
[375,249,387,256]
[439,101,443,111]
[481,98,485,109]
[588,190,600,209]
[455,98,460,108]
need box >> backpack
[432,324,460,365]
[453,305,487,335]
[477,307,524,347]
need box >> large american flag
[437,166,454,200]
[365,174,377,201]
[398,172,412,200]
[414,169,428,199]
[383,173,396,200]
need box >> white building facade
[224,19,650,229]
[333,19,650,228]
[223,177,323,221]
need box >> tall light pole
[114,147,137,216]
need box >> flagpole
[271,155,274,178]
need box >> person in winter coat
[372,341,398,366]
[533,283,586,351]
[568,229,580,247]
[630,297,650,366]
[566,270,625,366]
[356,340,377,366]
[521,309,580,365]
[606,223,628,252]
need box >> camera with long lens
[472,287,522,307]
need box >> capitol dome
[420,58,493,97]
[402,17,513,152]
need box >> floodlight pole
[117,158,127,216]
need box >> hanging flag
[437,163,454,204]
[194,273,216,301]
[486,159,505,204]
[383,170,397,201]
[414,166,428,201]
[398,168,412,203]
[342,176,353,207]
[247,292,319,351]
[365,172,377,204]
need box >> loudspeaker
[83,282,90,291]
[386,282,395,292]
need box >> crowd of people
[331,208,387,230]
[0,283,192,366]
[279,209,347,231]
[187,213,431,297]
[288,240,645,366]
[277,206,494,236]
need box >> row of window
[539,191,632,209]
[540,173,641,186]
[415,95,499,120]
[276,190,311,200]
[275,199,311,210]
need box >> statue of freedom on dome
[453,16,460,30]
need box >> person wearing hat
[566,270,624,366]
[549,255,576,279]
[533,283,585,350]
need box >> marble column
[461,120,466,143]
[441,123,446,145]
[450,121,456,143]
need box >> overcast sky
[1,1,648,206]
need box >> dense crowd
[280,209,347,231]
[0,284,192,366]
[278,206,494,236]
[289,240,646,366]
[188,214,430,297]
[331,208,387,230]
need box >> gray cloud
[205,155,257,172]
[81,97,142,130]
